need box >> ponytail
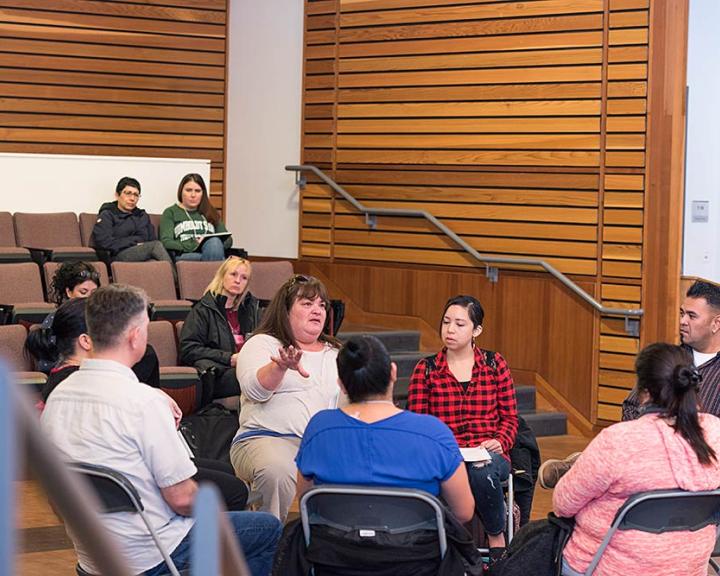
[636,343,716,465]
[669,365,715,465]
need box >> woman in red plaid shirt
[407,295,519,563]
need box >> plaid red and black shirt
[407,347,518,459]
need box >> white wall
[683,0,720,280]
[225,0,304,258]
[1,153,210,215]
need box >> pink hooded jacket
[554,413,720,576]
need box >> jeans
[561,557,584,576]
[176,237,225,261]
[143,511,281,576]
[466,451,511,535]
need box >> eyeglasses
[121,190,141,198]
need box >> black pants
[193,457,248,511]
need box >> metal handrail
[286,164,643,328]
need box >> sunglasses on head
[78,269,100,282]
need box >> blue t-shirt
[295,409,463,496]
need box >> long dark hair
[49,261,100,305]
[636,342,716,465]
[254,274,339,348]
[25,298,88,372]
[177,173,220,226]
[337,336,392,403]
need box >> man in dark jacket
[91,176,172,262]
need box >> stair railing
[286,164,642,336]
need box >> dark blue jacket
[90,202,156,256]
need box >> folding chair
[584,488,720,575]
[0,262,56,324]
[68,462,186,576]
[0,324,47,392]
[300,484,448,574]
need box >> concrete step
[338,330,421,354]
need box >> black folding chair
[584,488,720,575]
[68,462,185,576]
[300,484,448,574]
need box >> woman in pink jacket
[554,343,720,576]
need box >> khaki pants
[230,436,301,521]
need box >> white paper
[459,446,492,463]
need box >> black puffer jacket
[90,202,156,256]
[179,292,260,372]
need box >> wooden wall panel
[0,0,228,212]
[300,0,685,427]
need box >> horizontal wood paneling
[301,0,660,426]
[0,1,228,210]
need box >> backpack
[179,402,239,465]
[491,514,575,576]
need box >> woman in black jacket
[180,256,260,410]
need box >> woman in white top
[230,274,341,520]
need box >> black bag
[491,513,575,576]
[179,402,239,465]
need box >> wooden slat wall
[300,0,664,425]
[0,0,228,212]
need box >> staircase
[338,328,567,437]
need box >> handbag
[179,402,239,465]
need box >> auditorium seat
[0,212,32,263]
[176,261,220,301]
[0,262,56,324]
[147,320,199,416]
[78,212,98,247]
[13,212,98,263]
[0,324,47,393]
[248,260,294,301]
[43,261,110,300]
[110,261,191,321]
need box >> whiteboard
[1,153,211,215]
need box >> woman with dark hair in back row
[159,173,232,261]
[545,343,720,576]
[28,260,159,387]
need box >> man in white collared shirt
[41,284,281,576]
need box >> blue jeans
[176,237,225,262]
[466,451,511,535]
[143,511,282,576]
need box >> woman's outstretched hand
[271,345,310,378]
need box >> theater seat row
[0,260,294,324]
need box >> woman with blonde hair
[180,257,260,410]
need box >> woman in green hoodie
[159,173,232,261]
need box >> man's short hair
[686,280,720,311]
[86,284,149,350]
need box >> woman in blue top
[295,335,474,524]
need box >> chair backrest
[147,320,179,366]
[78,213,99,247]
[0,324,31,371]
[248,260,294,301]
[176,261,220,301]
[67,462,182,576]
[14,212,83,248]
[43,261,109,302]
[0,212,18,247]
[0,262,47,303]
[300,484,447,561]
[148,213,162,236]
[585,488,720,575]
[110,261,178,300]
